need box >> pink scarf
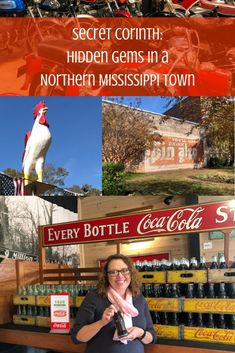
[108,286,139,344]
[108,286,139,317]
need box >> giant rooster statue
[22,101,52,186]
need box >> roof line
[102,99,199,126]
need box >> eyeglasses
[107,268,130,277]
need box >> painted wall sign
[42,200,235,247]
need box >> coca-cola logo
[53,310,66,317]
[195,300,235,312]
[194,328,234,342]
[137,207,204,235]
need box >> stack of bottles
[134,255,235,272]
[151,311,235,330]
[139,255,235,332]
[15,283,96,321]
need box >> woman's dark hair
[96,254,141,297]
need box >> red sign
[42,200,235,247]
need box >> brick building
[103,100,206,172]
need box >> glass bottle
[171,313,179,326]
[179,258,188,270]
[186,283,194,298]
[229,315,235,329]
[17,305,22,315]
[164,284,172,298]
[152,259,159,271]
[218,283,227,299]
[198,256,207,270]
[218,255,228,269]
[152,311,160,324]
[38,306,44,317]
[114,311,128,338]
[33,305,38,316]
[186,313,194,327]
[171,284,180,298]
[27,305,32,316]
[207,283,215,298]
[153,284,161,298]
[206,313,215,328]
[229,283,235,299]
[142,260,148,271]
[196,313,204,327]
[217,314,226,329]
[210,255,218,269]
[170,258,178,271]
[195,283,204,298]
[162,312,169,325]
[189,257,198,270]
[21,305,27,316]
[230,256,235,268]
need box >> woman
[71,254,157,353]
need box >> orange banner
[0,18,235,96]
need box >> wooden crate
[36,316,50,327]
[36,295,74,306]
[167,270,207,284]
[154,324,181,339]
[146,298,182,312]
[139,272,166,284]
[13,314,36,326]
[13,295,36,306]
[208,269,235,283]
[74,297,85,308]
[183,326,235,345]
[183,299,235,314]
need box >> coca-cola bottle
[196,313,204,327]
[114,311,128,338]
[142,260,149,272]
[171,284,180,298]
[186,313,194,327]
[170,258,179,271]
[189,257,198,270]
[210,255,218,269]
[162,312,169,325]
[230,256,235,268]
[218,255,228,269]
[207,283,215,298]
[229,283,235,299]
[152,259,159,271]
[179,258,189,270]
[195,283,204,298]
[152,311,160,324]
[217,314,226,329]
[153,284,161,298]
[218,283,227,299]
[229,315,235,329]
[171,313,179,326]
[164,284,172,298]
[198,256,207,270]
[206,313,215,328]
[135,260,141,271]
[186,283,194,298]
[17,305,22,315]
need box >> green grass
[125,168,234,195]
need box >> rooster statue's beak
[43,107,48,113]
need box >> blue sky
[104,97,172,114]
[0,97,102,189]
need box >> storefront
[0,196,234,353]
